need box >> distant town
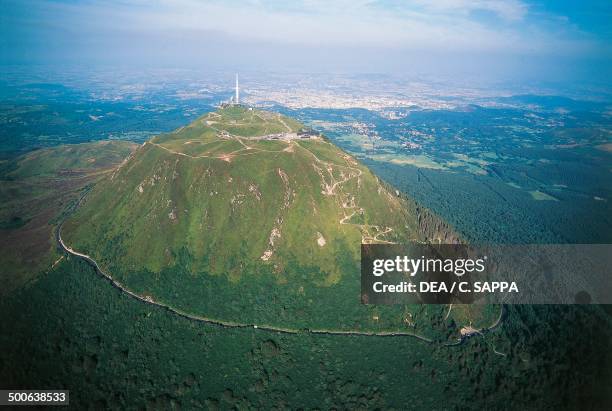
[217,74,322,141]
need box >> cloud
[26,0,596,56]
[408,0,528,21]
[1,0,608,77]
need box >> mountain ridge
[61,106,474,333]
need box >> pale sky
[1,0,611,84]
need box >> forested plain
[1,258,610,409]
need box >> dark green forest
[1,257,610,409]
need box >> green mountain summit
[62,107,466,332]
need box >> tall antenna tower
[235,73,239,105]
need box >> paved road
[55,179,503,347]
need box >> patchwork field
[0,141,137,294]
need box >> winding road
[55,149,504,347]
[56,219,438,342]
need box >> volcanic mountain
[62,106,461,332]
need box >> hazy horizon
[2,0,611,88]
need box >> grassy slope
[5,140,136,178]
[65,108,419,273]
[0,141,137,294]
[62,108,495,333]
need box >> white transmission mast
[235,73,239,105]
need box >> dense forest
[1,258,610,409]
